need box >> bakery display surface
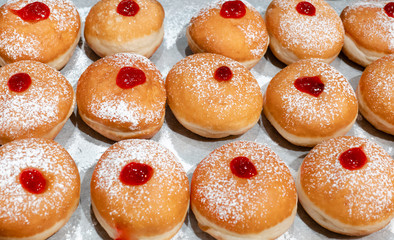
[0,0,392,239]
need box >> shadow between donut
[259,112,311,152]
[297,203,360,239]
[263,47,286,70]
[176,23,194,58]
[337,52,365,72]
[356,114,394,142]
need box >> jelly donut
[187,0,269,69]
[265,0,344,65]
[296,136,394,236]
[0,0,81,70]
[263,59,358,147]
[357,54,394,135]
[91,139,189,240]
[165,53,263,138]
[76,53,166,141]
[0,138,80,240]
[84,0,164,58]
[0,60,75,145]
[341,1,394,67]
[191,141,297,240]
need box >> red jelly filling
[120,162,154,186]
[230,156,257,179]
[116,67,146,89]
[19,168,46,194]
[11,2,50,22]
[339,147,368,170]
[117,0,140,17]
[296,1,316,16]
[8,73,32,92]
[220,0,246,19]
[294,76,324,97]
[384,2,394,18]
[214,66,233,81]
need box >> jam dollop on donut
[294,76,324,97]
[230,156,257,178]
[220,0,246,18]
[117,0,140,17]
[339,147,368,170]
[116,67,146,89]
[296,1,316,16]
[120,162,154,186]
[11,2,50,22]
[7,73,31,92]
[384,2,394,18]
[214,66,233,81]
[19,168,47,194]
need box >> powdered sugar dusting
[301,136,394,222]
[91,139,188,225]
[0,61,73,141]
[192,141,296,230]
[0,138,79,224]
[0,0,80,61]
[268,0,343,55]
[344,1,394,50]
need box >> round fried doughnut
[341,1,394,67]
[76,53,166,141]
[84,0,164,58]
[0,138,80,240]
[0,60,75,145]
[357,54,394,135]
[263,59,358,147]
[91,139,189,240]
[265,0,344,65]
[0,0,81,70]
[297,136,394,236]
[187,0,269,69]
[191,141,297,239]
[165,53,263,138]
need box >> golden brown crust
[341,1,394,57]
[191,141,297,237]
[297,136,394,235]
[263,59,358,147]
[0,138,80,239]
[187,0,269,68]
[76,53,166,141]
[357,54,394,135]
[265,0,344,65]
[91,139,189,239]
[0,60,75,145]
[165,53,263,138]
[0,0,81,69]
[84,0,164,58]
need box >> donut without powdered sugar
[341,1,394,67]
[76,53,166,141]
[191,141,297,240]
[297,136,394,236]
[187,0,269,69]
[0,138,80,240]
[84,0,165,58]
[263,59,358,147]
[91,139,189,240]
[357,54,394,135]
[0,0,81,70]
[0,60,75,145]
[265,0,344,65]
[165,53,263,138]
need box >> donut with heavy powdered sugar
[76,53,166,141]
[191,141,297,240]
[263,59,358,147]
[0,138,80,240]
[90,139,189,240]
[187,0,269,69]
[0,60,75,145]
[165,53,263,138]
[0,0,81,70]
[357,54,394,135]
[265,0,344,65]
[296,136,394,236]
[341,1,394,67]
[84,0,164,58]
